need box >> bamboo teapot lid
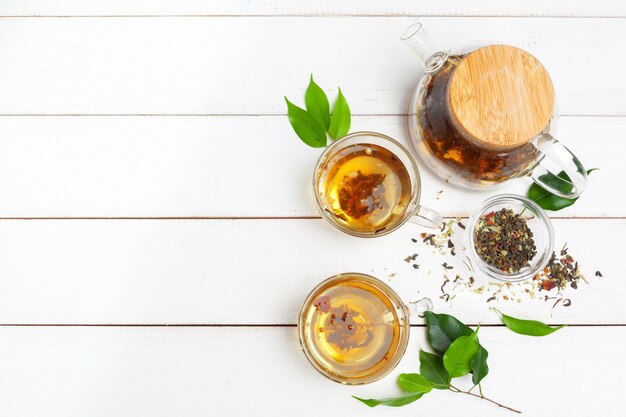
[448,45,555,148]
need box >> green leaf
[328,87,351,140]
[419,350,450,389]
[528,168,598,211]
[424,311,473,356]
[353,392,424,408]
[397,373,434,394]
[443,324,480,378]
[471,346,489,385]
[284,97,327,148]
[304,75,331,130]
[494,308,566,336]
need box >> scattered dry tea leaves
[536,244,586,292]
[403,220,600,311]
[404,254,418,263]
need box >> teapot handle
[531,133,587,198]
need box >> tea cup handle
[405,297,433,318]
[408,205,444,229]
[531,133,587,198]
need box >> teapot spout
[401,23,448,73]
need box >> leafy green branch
[284,75,351,147]
[354,310,566,414]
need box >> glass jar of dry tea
[466,194,554,282]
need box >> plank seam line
[0,216,623,221]
[0,114,622,118]
[1,15,626,19]
[0,323,623,327]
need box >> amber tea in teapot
[417,49,545,182]
[403,23,588,198]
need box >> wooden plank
[0,115,619,218]
[0,218,620,325]
[0,18,624,116]
[0,325,623,416]
[1,1,625,17]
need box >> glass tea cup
[466,194,554,282]
[298,273,432,384]
[313,131,443,237]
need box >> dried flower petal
[314,296,332,313]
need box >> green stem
[449,384,521,414]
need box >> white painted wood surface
[2,1,626,17]
[0,326,624,416]
[0,115,619,217]
[0,2,624,416]
[0,18,624,116]
[0,218,621,325]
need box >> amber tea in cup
[298,273,411,384]
[314,132,442,237]
[318,143,411,233]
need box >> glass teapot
[402,23,587,198]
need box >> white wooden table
[1,2,625,416]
